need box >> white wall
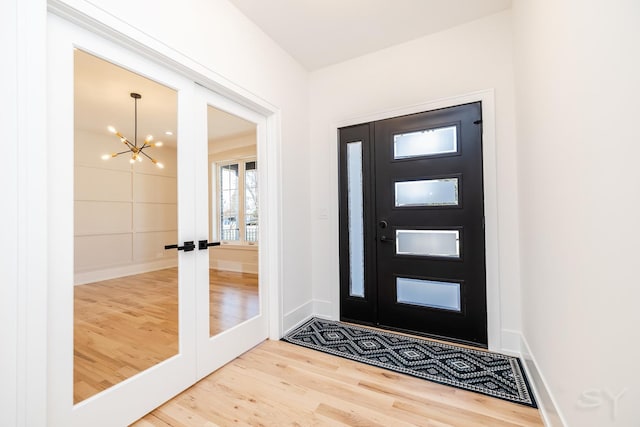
[513,1,640,425]
[74,129,178,284]
[309,10,522,348]
[57,0,311,327]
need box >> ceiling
[228,0,512,70]
[75,1,511,143]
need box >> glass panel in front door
[207,105,259,337]
[73,50,178,403]
[347,141,365,298]
[394,178,459,207]
[395,229,460,258]
[393,125,457,159]
[396,277,461,312]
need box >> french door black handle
[164,241,195,252]
[380,235,394,243]
[198,239,221,250]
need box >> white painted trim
[500,329,522,356]
[1,1,21,425]
[328,89,503,350]
[313,299,334,319]
[74,259,178,285]
[520,334,567,427]
[283,301,315,333]
[3,0,51,426]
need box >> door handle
[164,241,195,252]
[380,235,394,243]
[198,239,221,250]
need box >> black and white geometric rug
[283,317,537,408]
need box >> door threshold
[341,318,488,351]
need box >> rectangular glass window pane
[396,229,460,258]
[220,163,239,241]
[245,161,258,242]
[347,142,365,298]
[395,178,458,207]
[394,125,457,159]
[397,277,461,312]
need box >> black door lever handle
[164,241,195,252]
[380,235,394,243]
[198,239,221,250]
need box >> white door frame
[331,90,502,351]
[46,1,283,425]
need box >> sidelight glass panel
[347,141,365,298]
[395,178,458,207]
[396,229,460,258]
[394,125,457,159]
[397,277,461,311]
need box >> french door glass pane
[395,178,459,207]
[73,49,179,403]
[347,141,365,298]
[207,105,259,337]
[396,229,460,258]
[394,125,457,159]
[396,277,461,311]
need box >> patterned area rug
[283,317,537,407]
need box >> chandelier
[101,92,164,168]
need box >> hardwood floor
[74,268,258,403]
[132,339,543,427]
[209,269,259,336]
[76,271,542,426]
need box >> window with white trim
[213,158,258,245]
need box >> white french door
[48,14,269,427]
[193,86,269,378]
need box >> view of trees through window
[219,160,257,243]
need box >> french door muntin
[48,15,268,426]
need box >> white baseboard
[500,329,522,356]
[283,300,315,334]
[520,334,567,427]
[211,260,258,274]
[313,299,333,319]
[74,259,178,285]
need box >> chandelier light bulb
[101,154,110,160]
[105,93,162,168]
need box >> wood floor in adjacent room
[132,339,543,427]
[74,268,258,403]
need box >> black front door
[339,102,487,346]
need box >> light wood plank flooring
[74,268,258,403]
[132,339,543,427]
